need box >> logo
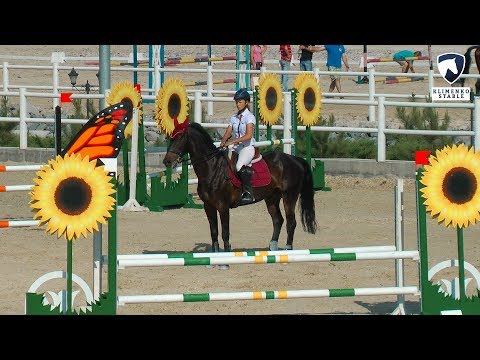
[431,52,470,101]
[437,53,465,84]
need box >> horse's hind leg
[265,192,283,251]
[282,193,298,250]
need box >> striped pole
[118,245,397,262]
[118,286,419,305]
[164,55,236,66]
[0,165,42,172]
[0,184,33,192]
[367,56,430,63]
[384,77,425,85]
[118,251,419,269]
[184,78,236,87]
[0,220,40,228]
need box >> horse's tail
[461,45,480,86]
[299,158,317,234]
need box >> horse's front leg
[218,206,231,252]
[203,203,220,252]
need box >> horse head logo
[437,53,466,84]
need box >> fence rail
[0,54,479,161]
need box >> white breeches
[235,145,255,171]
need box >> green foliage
[387,99,455,160]
[0,96,19,146]
[295,114,377,159]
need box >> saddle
[227,148,271,188]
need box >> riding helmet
[233,88,250,102]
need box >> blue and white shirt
[228,108,256,150]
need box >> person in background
[298,45,314,71]
[250,45,268,88]
[311,45,350,96]
[393,50,422,73]
[279,44,292,92]
[220,88,256,205]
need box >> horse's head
[163,122,189,169]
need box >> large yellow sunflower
[155,78,189,136]
[293,73,322,126]
[30,153,116,240]
[106,81,142,138]
[257,73,283,126]
[420,143,480,228]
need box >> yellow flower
[257,73,283,126]
[293,73,322,126]
[420,144,480,228]
[30,153,116,240]
[155,78,189,136]
[106,81,142,138]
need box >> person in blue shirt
[393,50,422,73]
[311,45,350,96]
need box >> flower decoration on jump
[420,143,480,228]
[257,73,283,126]
[293,73,322,126]
[106,81,142,138]
[155,78,189,136]
[30,153,116,240]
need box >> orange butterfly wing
[62,101,133,161]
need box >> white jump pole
[119,108,148,212]
[392,178,407,315]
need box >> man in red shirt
[279,45,292,92]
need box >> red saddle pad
[228,158,271,188]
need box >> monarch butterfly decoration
[61,100,134,164]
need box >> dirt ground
[1,45,479,315]
[2,167,480,315]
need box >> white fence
[1,54,479,161]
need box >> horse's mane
[189,122,217,151]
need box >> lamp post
[68,67,99,117]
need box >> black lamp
[68,67,79,86]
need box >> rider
[220,88,256,205]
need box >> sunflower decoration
[155,78,189,136]
[420,143,480,228]
[293,73,322,126]
[30,153,116,240]
[106,81,142,138]
[257,73,283,126]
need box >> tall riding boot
[237,165,255,205]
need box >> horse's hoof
[206,265,216,269]
[269,241,278,251]
[284,244,293,250]
[219,264,230,270]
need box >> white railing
[0,86,478,162]
[1,53,479,160]
[2,58,480,118]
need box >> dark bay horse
[163,122,317,253]
[460,45,480,94]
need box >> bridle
[167,127,224,167]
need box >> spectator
[250,45,268,88]
[298,45,314,71]
[312,45,350,96]
[279,45,292,91]
[393,50,422,73]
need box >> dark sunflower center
[442,167,476,204]
[304,87,315,112]
[265,87,277,111]
[168,94,181,119]
[54,177,92,215]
